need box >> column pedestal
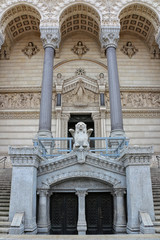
[76,189,88,235]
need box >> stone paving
[0,235,160,240]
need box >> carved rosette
[100,26,120,49]
[0,31,5,49]
[40,27,61,49]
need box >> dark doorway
[86,192,113,234]
[50,193,78,235]
[68,114,94,148]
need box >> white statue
[69,122,93,150]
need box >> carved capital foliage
[40,27,60,49]
[100,26,120,49]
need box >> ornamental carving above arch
[0,0,160,28]
[38,170,123,189]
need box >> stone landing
[0,235,160,240]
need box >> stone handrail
[0,156,7,169]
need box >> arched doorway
[49,178,114,235]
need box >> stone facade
[0,0,160,236]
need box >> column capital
[155,29,160,49]
[113,188,126,197]
[37,190,49,197]
[0,31,5,49]
[40,27,60,49]
[76,188,88,197]
[100,26,120,49]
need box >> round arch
[38,170,123,189]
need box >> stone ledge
[0,234,160,240]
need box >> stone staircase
[151,168,160,233]
[0,168,12,234]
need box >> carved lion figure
[69,122,93,150]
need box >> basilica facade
[0,0,160,236]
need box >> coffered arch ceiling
[119,4,160,46]
[60,4,100,41]
[1,4,41,43]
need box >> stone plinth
[9,147,41,234]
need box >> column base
[113,224,126,233]
[77,222,87,235]
[110,129,125,137]
[126,225,139,234]
[37,130,52,138]
[37,225,50,234]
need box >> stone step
[0,221,11,227]
[0,195,10,199]
[155,216,160,220]
[0,211,9,216]
[0,227,9,233]
[0,203,10,207]
[154,206,160,210]
[0,192,10,196]
[155,210,160,215]
[0,199,10,203]
[154,221,160,226]
[153,199,160,202]
[0,216,9,221]
[155,226,160,233]
[0,207,9,211]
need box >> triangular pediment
[38,151,125,177]
[62,74,99,94]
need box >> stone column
[0,31,5,49]
[76,189,88,235]
[100,27,124,137]
[156,29,160,49]
[38,27,60,137]
[113,189,126,233]
[37,190,49,234]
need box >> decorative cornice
[100,26,120,49]
[9,147,42,168]
[121,146,153,167]
[40,27,60,49]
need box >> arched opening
[119,3,159,52]
[49,177,114,235]
[60,3,100,42]
[0,4,41,60]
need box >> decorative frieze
[106,91,160,109]
[0,92,56,109]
